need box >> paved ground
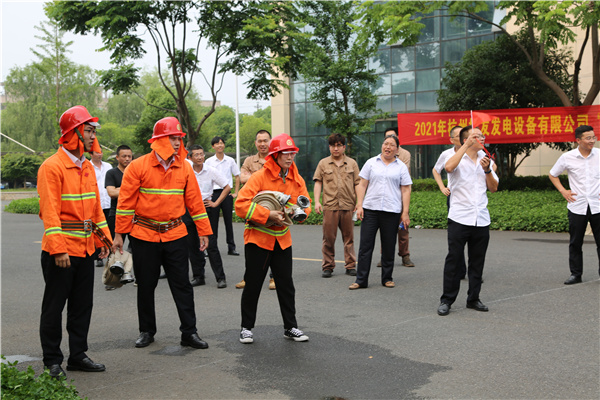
[1,211,599,399]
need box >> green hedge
[410,190,568,232]
[7,190,569,232]
[4,197,40,214]
[411,175,569,192]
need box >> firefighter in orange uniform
[37,105,112,378]
[112,117,212,350]
[234,134,311,344]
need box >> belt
[61,219,113,250]
[132,214,183,233]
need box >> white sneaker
[284,327,309,342]
[239,328,253,344]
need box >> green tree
[199,106,236,150]
[31,19,100,130]
[46,1,306,147]
[438,33,573,177]
[252,106,272,125]
[1,19,100,152]
[295,0,383,153]
[0,153,44,188]
[134,88,179,155]
[238,114,271,154]
[358,1,600,107]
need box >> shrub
[499,175,569,191]
[409,190,568,232]
[7,190,569,232]
[1,356,85,399]
[5,197,40,214]
[410,175,569,192]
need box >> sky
[0,0,270,114]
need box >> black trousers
[211,189,236,252]
[441,219,489,305]
[568,206,600,277]
[355,209,400,287]
[130,236,197,336]
[241,242,297,330]
[40,251,94,366]
[184,207,225,281]
[107,214,129,251]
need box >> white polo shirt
[205,154,240,190]
[447,152,498,227]
[359,154,412,213]
[92,159,112,210]
[186,159,229,200]
[549,147,600,215]
[434,147,457,190]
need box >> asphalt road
[1,211,599,399]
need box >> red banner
[397,105,600,145]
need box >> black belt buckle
[83,219,93,232]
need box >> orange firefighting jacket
[38,149,112,257]
[235,157,311,251]
[115,150,212,242]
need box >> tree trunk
[582,22,600,106]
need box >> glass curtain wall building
[289,5,503,180]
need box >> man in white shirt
[437,126,498,316]
[185,144,231,288]
[432,126,462,200]
[549,125,600,285]
[91,150,112,268]
[205,136,241,256]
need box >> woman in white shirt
[349,135,412,290]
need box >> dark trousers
[355,209,400,287]
[40,251,94,366]
[184,207,225,281]
[445,195,467,278]
[211,189,236,252]
[321,209,356,270]
[130,236,197,336]
[441,219,489,305]
[107,214,129,251]
[568,206,600,277]
[241,242,297,330]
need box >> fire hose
[250,191,310,227]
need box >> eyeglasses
[330,144,345,148]
[581,135,597,141]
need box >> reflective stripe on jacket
[37,149,112,257]
[115,150,212,242]
[235,157,311,251]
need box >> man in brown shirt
[240,130,271,184]
[236,129,275,289]
[384,127,415,267]
[313,133,361,277]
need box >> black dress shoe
[564,275,582,285]
[437,303,450,316]
[466,300,489,312]
[181,333,209,349]
[135,332,155,348]
[322,269,333,278]
[46,364,66,379]
[191,277,206,287]
[217,279,227,288]
[228,250,240,256]
[66,357,105,372]
[345,268,357,276]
